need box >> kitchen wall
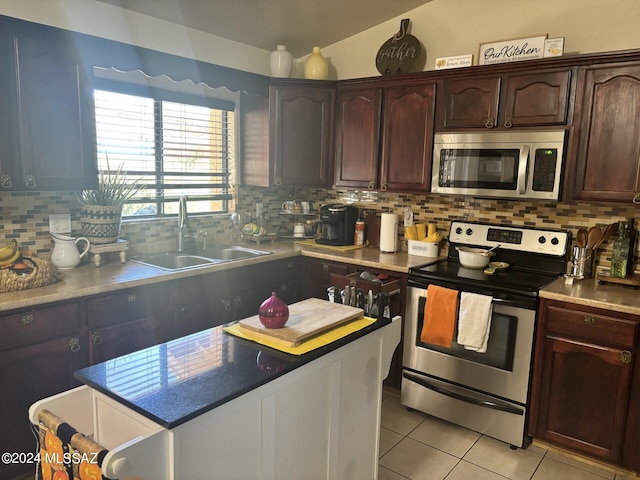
[1,1,639,271]
[324,0,640,79]
[2,187,637,274]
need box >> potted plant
[77,160,142,244]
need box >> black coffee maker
[316,204,359,246]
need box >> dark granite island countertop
[74,315,396,429]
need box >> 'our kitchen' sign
[478,35,546,65]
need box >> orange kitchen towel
[420,285,459,347]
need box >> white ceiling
[95,0,432,57]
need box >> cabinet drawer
[545,304,638,349]
[305,259,350,283]
[0,302,81,351]
[87,287,165,329]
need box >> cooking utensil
[586,226,602,249]
[456,246,496,269]
[576,229,588,248]
[593,222,619,250]
[485,244,501,254]
[483,261,510,275]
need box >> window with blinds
[94,85,235,217]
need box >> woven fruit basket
[0,257,52,293]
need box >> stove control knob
[551,237,559,245]
[466,228,473,236]
[538,236,546,244]
[456,227,463,235]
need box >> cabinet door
[380,83,435,191]
[301,257,350,300]
[171,276,216,339]
[271,85,335,187]
[501,70,572,127]
[0,335,87,480]
[333,86,381,189]
[439,77,501,129]
[89,316,164,364]
[572,64,640,202]
[535,336,633,462]
[2,19,97,191]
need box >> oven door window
[416,296,517,371]
[438,148,519,190]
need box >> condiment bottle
[611,221,629,278]
[354,220,365,246]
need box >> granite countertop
[74,315,393,429]
[540,276,640,315]
[0,240,440,312]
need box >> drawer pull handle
[21,313,34,325]
[1,174,12,188]
[69,337,81,352]
[583,315,596,325]
[127,293,137,303]
[280,284,288,292]
[234,296,242,307]
[24,175,36,188]
[485,118,494,128]
[223,299,232,312]
[322,264,329,272]
[622,351,632,364]
[91,331,103,345]
[504,118,513,128]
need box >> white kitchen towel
[457,292,493,353]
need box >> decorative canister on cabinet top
[304,46,329,80]
[270,45,293,78]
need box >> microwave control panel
[531,148,559,192]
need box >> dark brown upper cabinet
[436,69,572,130]
[0,17,97,191]
[270,82,335,188]
[334,81,435,192]
[568,63,640,203]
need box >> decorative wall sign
[478,35,547,65]
[544,37,565,57]
[376,19,422,75]
[435,54,473,70]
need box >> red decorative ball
[258,292,289,329]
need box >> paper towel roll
[380,213,398,252]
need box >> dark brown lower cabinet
[530,299,639,467]
[0,303,88,480]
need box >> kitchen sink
[130,252,221,270]
[200,245,272,261]
[130,246,271,271]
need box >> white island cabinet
[29,316,401,480]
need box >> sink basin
[130,246,271,270]
[130,253,220,270]
[200,245,272,261]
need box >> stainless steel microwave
[431,130,566,200]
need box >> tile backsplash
[1,187,638,272]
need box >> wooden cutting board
[238,298,364,347]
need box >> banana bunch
[404,223,444,243]
[0,239,20,267]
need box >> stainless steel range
[402,221,570,448]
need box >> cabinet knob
[91,331,103,345]
[127,293,137,303]
[322,264,329,272]
[368,181,375,189]
[69,337,81,352]
[0,174,12,188]
[275,178,282,186]
[622,351,633,364]
[234,296,242,307]
[485,118,494,128]
[24,175,36,188]
[381,183,388,191]
[583,315,596,325]
[504,118,513,128]
[280,284,288,292]
[21,313,34,325]
[223,299,232,312]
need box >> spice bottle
[610,221,629,278]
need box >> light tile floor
[379,392,636,480]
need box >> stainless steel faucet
[177,195,190,252]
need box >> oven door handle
[403,372,524,416]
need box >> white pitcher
[51,233,90,270]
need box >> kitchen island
[29,311,401,480]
